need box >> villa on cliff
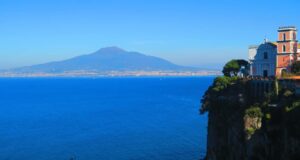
[249,26,300,77]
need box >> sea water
[0,77,213,160]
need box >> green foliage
[245,105,263,138]
[212,76,238,92]
[274,79,279,96]
[245,105,263,118]
[283,90,294,98]
[291,61,300,74]
[281,69,295,78]
[222,60,239,77]
[265,113,271,120]
[285,101,300,112]
[200,76,240,114]
[246,127,256,135]
[222,59,249,77]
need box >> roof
[271,42,278,46]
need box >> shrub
[281,69,295,78]
[285,101,300,112]
[211,76,239,92]
[291,61,300,74]
[200,76,240,114]
[246,127,256,135]
[265,113,271,120]
[245,106,263,118]
[283,89,294,97]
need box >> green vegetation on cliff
[245,106,262,118]
[200,75,247,114]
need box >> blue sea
[0,77,213,160]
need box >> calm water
[0,77,213,160]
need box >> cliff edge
[200,76,300,160]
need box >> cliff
[200,77,300,160]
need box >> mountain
[7,47,197,73]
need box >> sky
[1,0,300,69]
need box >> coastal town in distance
[0,70,221,77]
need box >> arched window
[264,52,268,59]
[293,32,297,40]
[283,45,286,52]
[283,33,286,41]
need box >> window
[294,32,297,40]
[283,33,286,41]
[283,45,286,52]
[263,70,268,77]
[264,52,268,59]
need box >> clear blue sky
[1,0,299,69]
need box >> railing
[246,75,276,81]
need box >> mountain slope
[9,47,195,73]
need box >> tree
[222,59,249,77]
[291,61,300,74]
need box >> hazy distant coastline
[1,47,221,77]
[0,70,221,78]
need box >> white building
[248,40,277,77]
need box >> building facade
[249,26,299,77]
[276,26,298,76]
[249,41,277,77]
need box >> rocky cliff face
[201,77,300,160]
